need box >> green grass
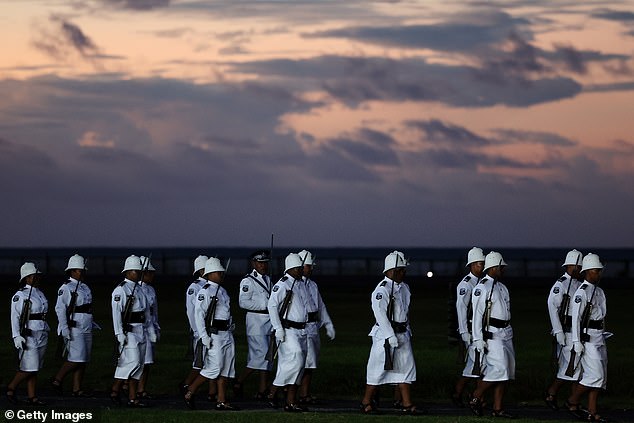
[2,274,633,419]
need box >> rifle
[115,254,151,364]
[469,276,482,376]
[63,260,86,356]
[554,255,580,366]
[565,281,598,377]
[17,286,34,363]
[474,267,499,376]
[384,261,397,370]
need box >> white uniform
[472,276,515,382]
[186,277,207,369]
[112,279,152,380]
[194,281,235,380]
[11,286,49,372]
[571,281,608,389]
[303,276,334,369]
[141,282,160,365]
[366,277,416,385]
[55,278,93,363]
[239,269,274,371]
[547,273,581,380]
[456,272,482,378]
[268,274,309,386]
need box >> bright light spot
[427,271,433,278]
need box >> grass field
[1,272,633,421]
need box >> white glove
[148,330,158,343]
[13,336,26,350]
[201,336,212,349]
[388,335,398,348]
[461,332,471,344]
[275,329,285,343]
[116,333,127,348]
[474,339,486,353]
[61,327,71,340]
[555,332,566,346]
[325,324,336,340]
[573,341,584,354]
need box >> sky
[0,0,633,249]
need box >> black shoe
[216,402,240,411]
[72,390,95,398]
[267,394,280,408]
[398,404,421,415]
[451,393,464,408]
[360,402,380,414]
[469,397,484,417]
[587,413,608,423]
[26,397,47,406]
[184,391,195,410]
[565,400,589,420]
[232,382,243,399]
[178,383,188,395]
[284,403,303,412]
[6,390,19,405]
[544,392,558,411]
[254,391,269,401]
[492,409,516,419]
[127,400,147,408]
[51,378,63,395]
[299,395,317,405]
[110,390,121,405]
[136,391,153,400]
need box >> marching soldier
[184,257,237,410]
[234,250,274,400]
[452,247,486,407]
[137,256,160,400]
[544,249,583,410]
[565,254,608,423]
[180,255,217,400]
[268,253,310,412]
[110,255,156,407]
[6,262,49,406]
[360,251,418,415]
[469,251,515,418]
[51,254,94,397]
[297,249,335,405]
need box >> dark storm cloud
[406,119,491,147]
[32,17,100,61]
[309,10,530,51]
[583,81,634,92]
[101,0,171,10]
[492,129,578,147]
[421,148,556,170]
[592,9,634,22]
[328,128,400,167]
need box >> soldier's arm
[570,288,587,344]
[471,286,486,342]
[238,278,258,310]
[194,290,211,339]
[455,282,470,335]
[10,293,23,338]
[371,286,395,340]
[55,286,71,335]
[111,288,126,336]
[267,283,285,332]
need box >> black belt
[307,311,319,322]
[74,303,93,314]
[586,319,604,330]
[125,311,146,324]
[210,319,230,331]
[391,321,408,333]
[29,313,46,320]
[489,318,511,328]
[248,309,269,314]
[282,319,306,330]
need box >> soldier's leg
[587,388,600,416]
[54,361,80,387]
[257,370,270,395]
[492,381,505,411]
[71,363,86,393]
[299,369,312,398]
[361,384,378,408]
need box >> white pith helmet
[562,249,583,267]
[139,256,156,272]
[484,251,507,272]
[65,254,86,271]
[193,255,208,276]
[203,257,225,276]
[581,253,603,273]
[383,250,408,273]
[297,250,315,266]
[466,247,485,267]
[20,262,41,281]
[121,255,143,273]
[284,253,303,273]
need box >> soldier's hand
[474,339,486,353]
[325,324,336,340]
[148,330,158,343]
[116,333,127,348]
[388,335,398,348]
[461,332,472,344]
[555,331,566,346]
[573,341,584,354]
[61,327,71,340]
[13,336,26,350]
[202,336,212,349]
[275,329,285,343]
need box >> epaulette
[65,279,73,284]
[463,275,471,282]
[479,277,489,284]
[580,284,588,290]
[380,280,387,287]
[118,281,126,287]
[203,283,211,289]
[280,275,289,282]
[558,276,566,282]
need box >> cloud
[100,0,171,10]
[32,16,101,61]
[592,9,634,22]
[406,119,492,147]
[491,129,578,147]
